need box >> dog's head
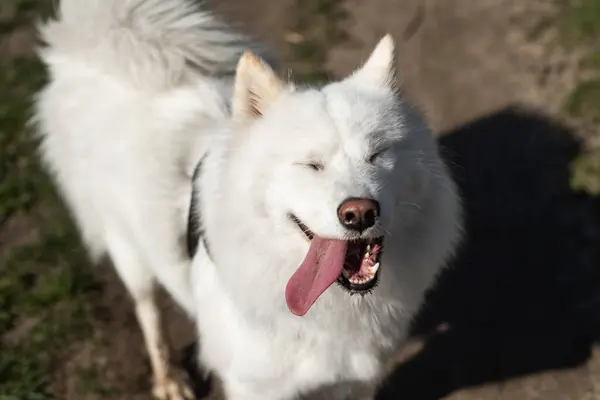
[219,35,460,316]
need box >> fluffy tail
[38,0,276,89]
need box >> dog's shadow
[376,106,600,399]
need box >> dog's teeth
[364,252,369,260]
[370,262,380,274]
[342,269,351,279]
[367,245,371,252]
[350,276,374,285]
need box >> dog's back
[34,0,271,264]
[34,0,281,325]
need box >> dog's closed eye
[295,161,324,172]
[368,148,388,164]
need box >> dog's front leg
[105,231,194,400]
[135,296,195,400]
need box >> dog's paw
[152,373,195,400]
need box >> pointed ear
[232,51,286,122]
[350,34,397,90]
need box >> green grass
[0,0,52,34]
[0,3,101,398]
[579,51,600,70]
[0,59,46,225]
[571,147,600,195]
[529,0,600,44]
[557,0,600,195]
[76,364,118,396]
[559,0,600,121]
[0,56,99,397]
[562,0,600,43]
[286,0,348,83]
[564,79,600,123]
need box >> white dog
[35,0,462,399]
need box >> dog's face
[228,36,447,316]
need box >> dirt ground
[1,0,600,399]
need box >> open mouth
[338,237,382,293]
[289,214,383,294]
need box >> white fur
[34,1,462,399]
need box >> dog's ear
[350,34,397,90]
[232,51,285,123]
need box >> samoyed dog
[35,0,462,399]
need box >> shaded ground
[381,107,600,400]
[1,0,600,399]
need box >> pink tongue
[285,237,347,316]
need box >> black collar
[186,154,213,260]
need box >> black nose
[337,197,380,232]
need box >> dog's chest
[291,333,383,385]
[263,316,390,390]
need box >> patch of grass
[0,58,47,225]
[286,0,348,83]
[571,147,600,195]
[0,4,101,398]
[76,364,117,396]
[0,208,99,399]
[579,51,600,70]
[554,0,600,195]
[561,0,600,43]
[564,79,600,123]
[0,0,53,34]
[564,81,600,195]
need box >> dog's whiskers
[398,201,422,210]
